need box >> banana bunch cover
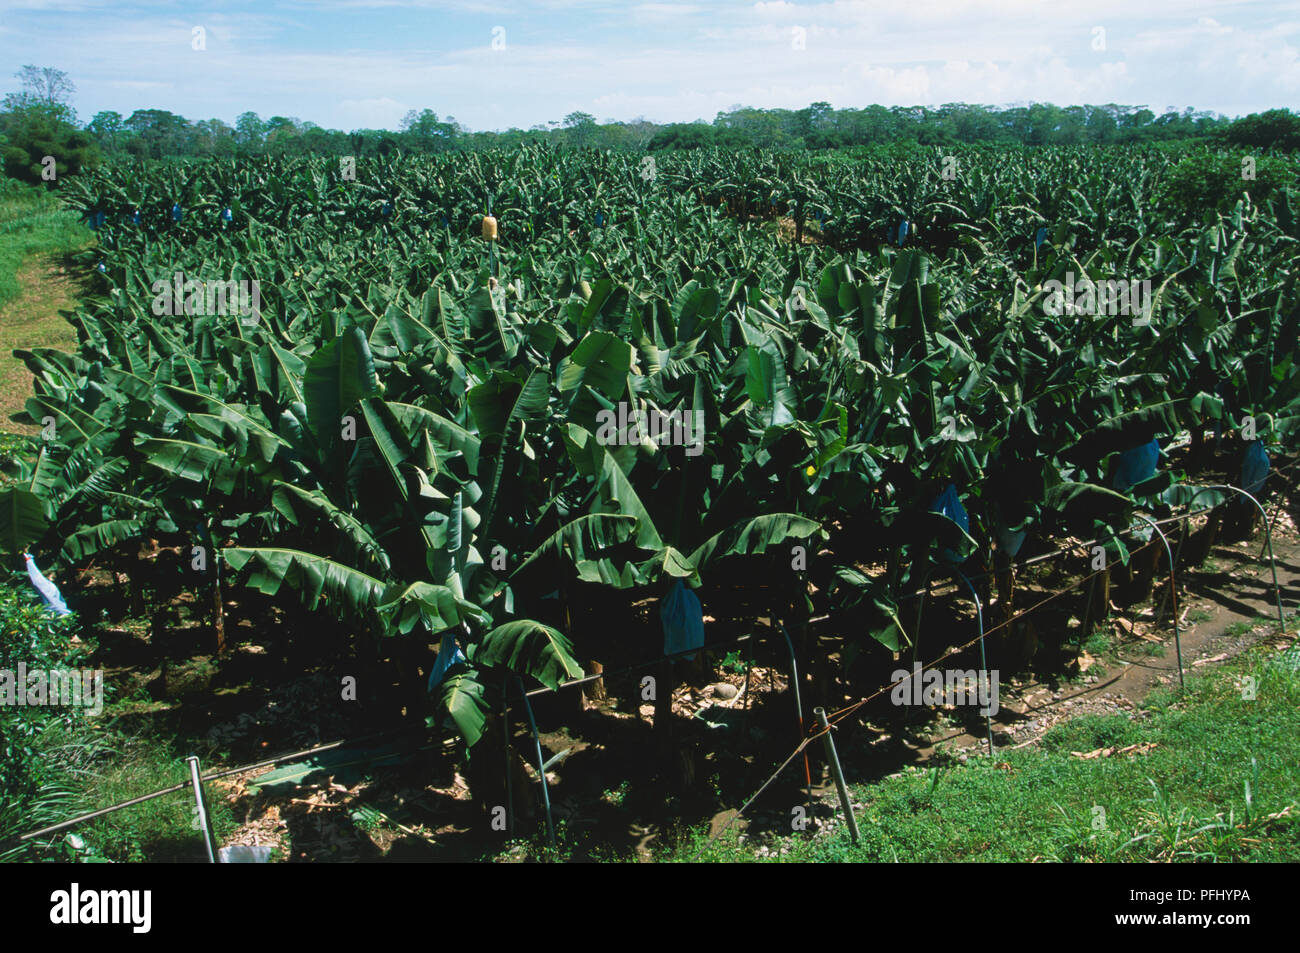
[660,580,704,659]
[24,552,71,617]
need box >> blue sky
[1,0,1296,131]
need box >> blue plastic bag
[897,219,909,246]
[24,553,71,617]
[171,203,183,222]
[996,524,1027,559]
[1240,439,1269,498]
[930,483,970,564]
[1035,226,1047,250]
[221,207,233,222]
[660,579,704,659]
[427,629,467,693]
[1112,439,1160,492]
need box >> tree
[87,111,124,152]
[194,118,236,156]
[563,111,597,147]
[0,107,98,185]
[794,101,833,138]
[0,65,95,183]
[1120,108,1155,140]
[124,109,191,158]
[401,109,458,152]
[647,123,714,150]
[235,111,266,152]
[1223,109,1300,152]
[1084,104,1120,144]
[4,66,77,123]
[265,116,302,154]
[16,66,74,105]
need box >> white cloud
[1,0,1295,129]
[336,96,409,128]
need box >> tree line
[3,65,1298,187]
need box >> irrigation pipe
[503,694,515,835]
[1175,485,1286,630]
[1132,514,1183,690]
[689,560,1116,861]
[7,728,422,848]
[186,755,217,864]
[514,675,557,854]
[776,620,814,812]
[8,630,776,852]
[888,454,1300,606]
[692,474,1299,860]
[890,506,1214,605]
[953,568,995,754]
[13,459,1294,857]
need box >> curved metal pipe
[1177,485,1285,630]
[513,676,557,854]
[186,755,217,863]
[1133,515,1183,691]
[776,621,813,813]
[954,569,995,755]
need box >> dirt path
[0,252,84,431]
[923,530,1300,759]
[208,522,1300,861]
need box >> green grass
[0,180,93,430]
[671,627,1300,862]
[1226,617,1271,638]
[0,180,91,310]
[68,733,239,862]
[0,565,237,863]
[4,710,239,864]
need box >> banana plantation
[3,141,1298,856]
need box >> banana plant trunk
[1126,540,1162,604]
[1081,565,1111,639]
[212,557,226,657]
[653,636,677,740]
[1189,424,1207,472]
[583,660,605,705]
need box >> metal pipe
[514,676,557,854]
[891,505,1217,605]
[1134,515,1183,691]
[1258,500,1282,565]
[777,621,813,813]
[740,657,752,740]
[1177,485,1285,630]
[187,755,217,864]
[954,569,995,755]
[9,730,423,847]
[814,708,860,844]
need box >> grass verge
[0,570,237,864]
[0,180,92,429]
[0,180,91,310]
[674,623,1299,862]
